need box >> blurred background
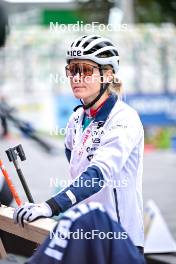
[0,0,175,147]
[0,0,176,260]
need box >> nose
[72,72,81,83]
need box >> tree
[134,0,176,24]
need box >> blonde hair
[101,65,123,97]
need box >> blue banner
[55,94,176,127]
[125,94,176,125]
[55,95,79,128]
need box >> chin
[73,91,86,100]
[74,94,82,99]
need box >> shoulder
[104,100,144,140]
[67,106,84,127]
[109,99,143,127]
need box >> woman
[14,35,144,254]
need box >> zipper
[113,188,121,223]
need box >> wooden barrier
[1,205,176,263]
[0,205,56,259]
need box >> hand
[13,202,52,227]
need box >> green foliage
[76,0,114,23]
[135,0,176,24]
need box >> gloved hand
[13,202,53,227]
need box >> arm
[46,117,143,215]
[13,113,143,224]
[46,165,104,215]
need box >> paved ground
[143,150,176,239]
[0,136,176,240]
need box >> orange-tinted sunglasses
[65,63,100,78]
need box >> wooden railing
[0,205,56,259]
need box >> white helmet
[66,35,119,76]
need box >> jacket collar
[93,93,118,123]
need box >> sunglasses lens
[66,64,95,77]
[82,64,93,76]
[66,64,77,77]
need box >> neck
[84,92,109,110]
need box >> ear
[104,69,113,83]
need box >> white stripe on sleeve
[65,190,77,205]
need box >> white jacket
[49,94,144,247]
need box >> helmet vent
[75,40,82,47]
[96,49,119,58]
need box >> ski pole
[5,144,34,203]
[0,159,22,206]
